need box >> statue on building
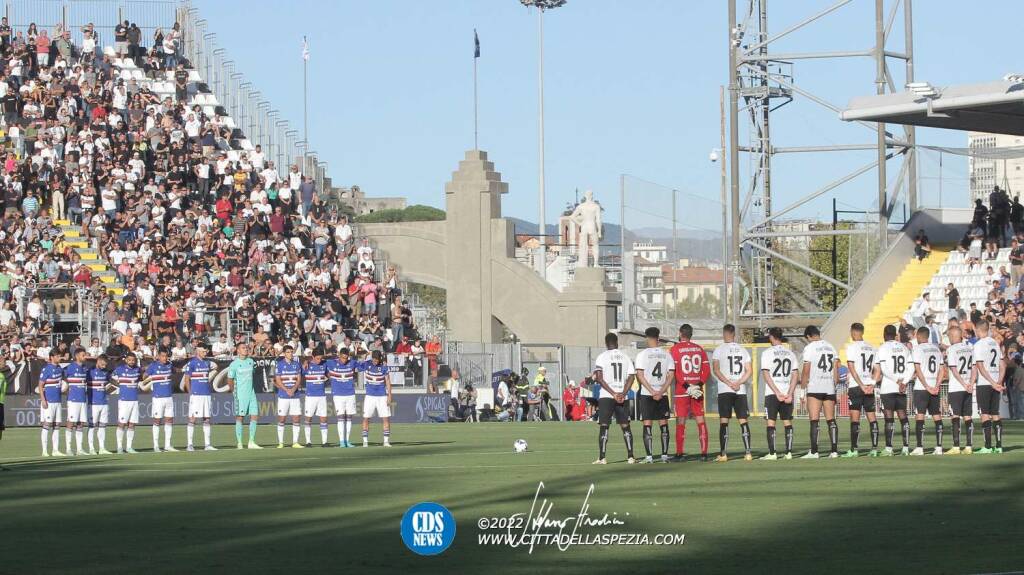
[570,189,602,267]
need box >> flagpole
[303,36,308,168]
[473,49,478,150]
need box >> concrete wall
[821,208,972,345]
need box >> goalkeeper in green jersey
[227,343,263,449]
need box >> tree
[809,222,852,310]
[354,205,445,223]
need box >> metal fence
[3,0,176,45]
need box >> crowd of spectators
[0,18,435,384]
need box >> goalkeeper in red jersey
[669,324,710,462]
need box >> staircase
[56,219,125,302]
[855,247,949,348]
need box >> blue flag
[474,29,480,58]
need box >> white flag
[302,36,310,61]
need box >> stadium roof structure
[840,80,1024,136]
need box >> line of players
[35,342,395,457]
[590,319,1008,464]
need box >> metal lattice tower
[727,0,918,325]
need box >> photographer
[458,383,478,423]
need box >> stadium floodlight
[906,81,939,99]
[1003,73,1024,86]
[709,148,722,163]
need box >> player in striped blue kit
[182,345,217,451]
[87,356,114,455]
[302,348,330,447]
[63,348,90,455]
[358,350,393,447]
[113,354,142,454]
[37,349,66,457]
[274,346,304,448]
[325,348,358,447]
[145,349,176,452]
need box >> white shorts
[304,396,327,418]
[40,402,62,424]
[277,397,301,417]
[362,395,391,418]
[333,395,357,416]
[90,404,109,426]
[67,401,89,424]
[118,400,140,424]
[189,395,212,418]
[152,396,175,419]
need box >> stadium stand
[0,17,425,369]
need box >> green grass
[0,420,1022,575]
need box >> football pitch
[0,420,1021,575]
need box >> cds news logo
[400,502,456,556]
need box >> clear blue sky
[194,0,1021,230]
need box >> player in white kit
[971,319,1006,454]
[711,324,753,462]
[635,327,675,463]
[844,323,879,457]
[800,326,840,459]
[873,324,913,455]
[592,332,636,465]
[759,328,799,460]
[910,326,945,455]
[944,326,975,455]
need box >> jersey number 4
[650,362,662,379]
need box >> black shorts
[0,402,4,430]
[639,395,671,421]
[717,393,749,419]
[764,395,793,421]
[881,392,908,412]
[975,386,1002,416]
[847,387,876,412]
[806,392,837,402]
[597,397,630,425]
[948,391,973,417]
[912,389,941,416]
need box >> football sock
[995,420,1003,448]
[249,420,258,443]
[809,420,819,454]
[598,425,609,460]
[674,421,685,455]
[983,420,992,448]
[659,424,670,456]
[869,420,879,448]
[97,426,106,451]
[900,418,910,447]
[697,422,709,455]
[304,424,312,444]
[152,424,160,449]
[642,425,653,457]
[87,427,96,452]
[622,426,634,458]
[277,423,285,445]
[884,418,894,447]
[235,421,244,444]
[934,421,943,448]
[344,418,352,443]
[186,423,195,447]
[952,418,961,446]
[75,429,83,452]
[320,423,328,445]
[740,422,751,454]
[362,429,369,445]
[126,428,135,450]
[202,423,211,447]
[915,420,925,448]
[827,420,838,453]
[116,427,124,451]
[65,427,73,453]
[52,428,60,452]
[383,429,391,445]
[850,422,860,450]
[719,423,729,456]
[784,425,794,454]
[164,423,173,449]
[766,426,776,455]
[41,427,49,453]
[966,419,974,446]
[336,419,345,442]
[291,424,300,444]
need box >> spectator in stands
[945,282,960,313]
[910,292,934,329]
[913,229,931,261]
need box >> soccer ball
[513,439,528,453]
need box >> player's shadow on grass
[382,440,454,446]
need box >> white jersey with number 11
[594,349,635,399]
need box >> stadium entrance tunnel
[360,150,619,347]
